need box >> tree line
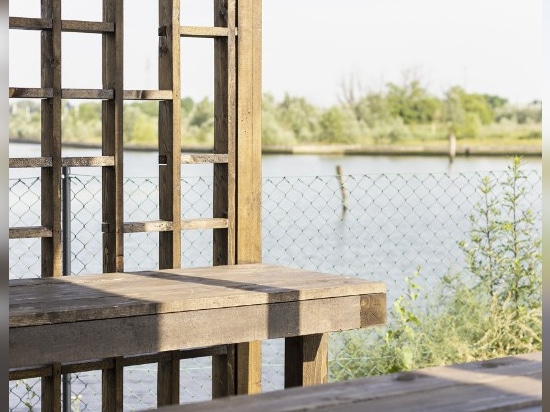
[9,77,541,147]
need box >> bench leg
[102,357,123,412]
[285,333,328,388]
[157,350,180,407]
[212,341,262,397]
[41,363,61,412]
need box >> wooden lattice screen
[9,0,263,404]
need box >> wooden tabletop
[10,264,385,327]
[10,264,386,369]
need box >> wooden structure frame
[9,2,386,412]
[10,0,262,404]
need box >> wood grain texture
[152,352,542,412]
[157,350,180,407]
[10,17,52,30]
[61,20,114,33]
[9,264,385,326]
[123,90,173,100]
[9,226,53,239]
[180,26,230,38]
[10,295,366,369]
[102,0,124,273]
[9,157,52,168]
[9,88,53,98]
[41,363,61,412]
[285,333,328,388]
[102,357,123,412]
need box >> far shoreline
[9,137,542,157]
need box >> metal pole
[62,166,72,412]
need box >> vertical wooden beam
[102,357,123,412]
[159,0,182,269]
[102,0,124,273]
[158,1,181,404]
[284,333,329,388]
[212,0,238,396]
[41,363,61,412]
[233,0,263,395]
[157,351,180,407]
[40,0,62,277]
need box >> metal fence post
[62,166,72,412]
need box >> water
[8,143,542,178]
[8,143,542,410]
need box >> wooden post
[40,0,62,277]
[102,357,123,412]
[233,0,263,395]
[284,334,329,388]
[102,0,124,273]
[41,363,62,412]
[157,1,182,405]
[158,0,182,269]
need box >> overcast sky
[9,0,542,107]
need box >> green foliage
[329,158,541,381]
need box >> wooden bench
[152,352,542,412]
[10,263,386,392]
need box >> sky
[8,0,542,107]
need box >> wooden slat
[102,0,124,273]
[61,20,114,33]
[10,295,367,369]
[62,156,115,167]
[9,17,114,33]
[61,88,113,99]
[9,88,53,98]
[10,365,53,380]
[181,218,228,230]
[123,89,173,100]
[181,153,229,164]
[9,17,52,30]
[122,220,173,233]
[10,157,52,168]
[284,333,328,388]
[10,226,53,239]
[180,26,230,38]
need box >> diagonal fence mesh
[9,168,542,410]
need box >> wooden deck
[152,351,542,412]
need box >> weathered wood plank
[9,157,52,168]
[9,226,53,239]
[181,153,228,164]
[10,295,366,369]
[180,26,230,38]
[102,357,123,412]
[154,352,542,412]
[285,333,328,388]
[157,350,180,407]
[61,20,114,33]
[61,88,113,99]
[62,156,115,167]
[181,218,228,230]
[123,90,173,100]
[9,265,384,326]
[122,220,174,233]
[40,0,62,277]
[41,363,61,412]
[9,87,53,98]
[102,0,124,273]
[158,0,182,269]
[10,17,52,30]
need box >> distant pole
[448,133,456,164]
[336,165,348,219]
[62,167,72,412]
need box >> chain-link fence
[9,168,542,411]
